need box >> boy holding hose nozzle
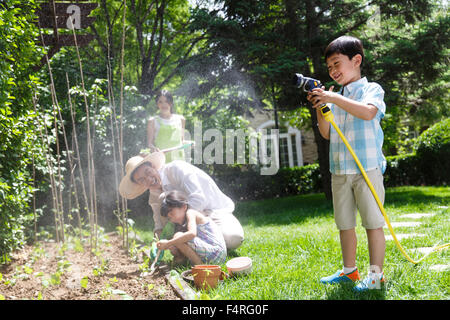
[303,36,387,292]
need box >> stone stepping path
[385,215,424,240]
[409,247,434,254]
[384,221,422,228]
[385,233,426,241]
[429,265,450,272]
[388,212,449,273]
[399,213,435,219]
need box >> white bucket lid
[226,257,252,271]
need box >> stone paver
[385,233,426,241]
[384,221,422,228]
[409,247,434,254]
[388,211,448,272]
[429,265,450,272]
[399,213,435,219]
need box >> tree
[89,0,205,100]
[365,7,450,154]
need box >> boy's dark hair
[324,36,364,66]
[160,190,189,217]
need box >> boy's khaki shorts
[332,168,385,230]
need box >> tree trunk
[310,108,332,200]
[305,0,332,200]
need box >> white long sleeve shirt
[152,160,235,230]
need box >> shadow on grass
[323,282,387,300]
[234,186,449,228]
[385,186,450,207]
[234,192,333,228]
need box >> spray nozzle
[292,73,323,92]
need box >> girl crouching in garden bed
[156,191,227,265]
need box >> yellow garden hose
[320,105,449,264]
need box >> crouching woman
[156,190,227,266]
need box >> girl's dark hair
[155,89,174,113]
[324,36,364,66]
[160,190,189,217]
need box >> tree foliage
[88,0,204,99]
[185,0,449,198]
[0,0,48,263]
[413,117,450,185]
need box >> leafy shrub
[384,154,422,187]
[209,164,322,201]
[413,118,450,185]
[208,127,449,202]
[0,0,46,263]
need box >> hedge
[212,164,322,201]
[413,118,450,185]
[0,0,44,264]
[211,153,443,202]
[210,118,449,201]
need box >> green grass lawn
[136,186,450,300]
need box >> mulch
[0,233,180,300]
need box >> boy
[307,36,386,292]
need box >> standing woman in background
[146,90,186,238]
[147,90,186,163]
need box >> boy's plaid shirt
[329,77,386,175]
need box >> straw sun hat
[119,152,165,200]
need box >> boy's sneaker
[354,272,385,292]
[320,268,360,284]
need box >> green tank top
[154,115,185,163]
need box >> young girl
[156,191,227,265]
[147,90,185,163]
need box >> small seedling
[109,276,118,284]
[156,286,166,298]
[80,276,89,289]
[57,260,72,273]
[50,272,61,286]
[41,278,50,289]
[145,283,154,291]
[57,243,68,256]
[73,238,84,253]
[111,289,133,300]
[92,258,110,276]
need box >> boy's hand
[157,239,170,250]
[307,86,336,109]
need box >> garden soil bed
[0,233,179,300]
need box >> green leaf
[111,289,133,300]
[41,278,49,289]
[80,276,88,289]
